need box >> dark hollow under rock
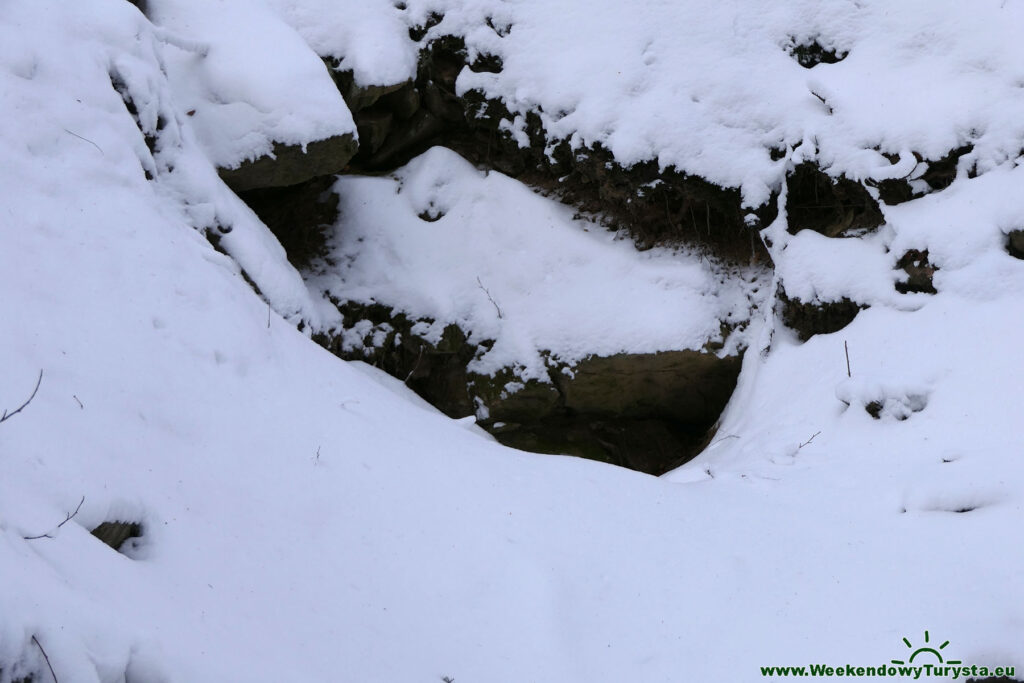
[239,175,339,270]
[1006,229,1024,259]
[315,302,742,475]
[91,520,143,552]
[778,284,866,341]
[895,249,937,294]
[492,415,710,475]
[786,163,884,237]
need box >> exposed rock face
[1006,229,1024,259]
[895,249,937,294]
[328,34,775,263]
[787,38,848,68]
[314,303,741,475]
[786,163,884,237]
[778,284,865,341]
[251,28,981,474]
[218,135,358,192]
[478,352,742,474]
[91,521,144,553]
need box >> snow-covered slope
[2,1,1023,682]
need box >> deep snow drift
[1,1,1023,682]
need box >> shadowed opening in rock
[91,520,144,553]
[786,163,883,238]
[315,303,742,476]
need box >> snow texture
[1,1,1023,682]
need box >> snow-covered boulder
[145,0,359,190]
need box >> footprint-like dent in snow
[835,377,929,421]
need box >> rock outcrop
[315,303,741,475]
[218,135,358,192]
[778,284,865,341]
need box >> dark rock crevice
[786,163,883,237]
[218,135,359,193]
[895,249,937,294]
[869,144,974,205]
[239,175,340,270]
[1007,229,1024,259]
[787,38,848,68]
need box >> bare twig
[809,89,833,115]
[72,395,83,409]
[844,340,851,378]
[476,277,504,319]
[1,369,43,424]
[315,446,321,464]
[710,434,740,446]
[63,128,104,156]
[798,431,821,450]
[404,346,425,384]
[24,496,85,540]
[32,635,58,683]
[267,303,272,329]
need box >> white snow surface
[1,1,1024,683]
[312,147,763,380]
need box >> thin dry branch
[63,128,104,156]
[476,277,504,319]
[32,635,58,683]
[24,496,85,540]
[798,431,822,450]
[1,369,43,424]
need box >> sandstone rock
[895,249,937,294]
[316,302,742,475]
[326,63,409,114]
[1006,229,1024,259]
[218,134,358,192]
[355,109,394,156]
[778,284,865,341]
[555,351,741,425]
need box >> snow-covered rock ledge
[306,148,766,473]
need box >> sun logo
[891,631,962,666]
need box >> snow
[2,1,1024,682]
[312,147,763,380]
[266,0,419,88]
[439,0,1024,206]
